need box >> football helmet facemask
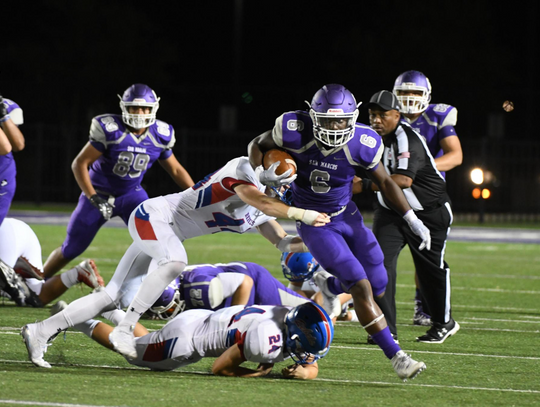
[392,70,432,114]
[285,302,334,364]
[281,252,320,282]
[149,277,185,321]
[307,84,360,148]
[118,83,160,129]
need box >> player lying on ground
[147,260,311,320]
[29,302,333,380]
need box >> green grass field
[1,223,539,406]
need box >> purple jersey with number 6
[182,262,309,310]
[270,110,388,292]
[88,113,175,195]
[272,110,383,213]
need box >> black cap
[367,90,400,111]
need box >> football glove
[403,210,431,251]
[258,162,297,187]
[89,194,114,220]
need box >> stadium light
[470,168,484,185]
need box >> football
[263,149,297,176]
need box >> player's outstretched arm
[212,344,274,378]
[256,220,308,253]
[234,184,330,227]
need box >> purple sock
[327,276,344,296]
[370,327,401,359]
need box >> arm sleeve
[217,273,245,299]
[9,108,24,126]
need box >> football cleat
[417,319,460,344]
[109,325,137,359]
[391,350,426,381]
[14,256,44,280]
[312,270,341,319]
[76,259,105,289]
[0,259,42,307]
[413,310,432,326]
[21,324,51,368]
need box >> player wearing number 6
[22,153,330,368]
[248,84,430,381]
[43,84,194,279]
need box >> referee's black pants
[372,202,454,336]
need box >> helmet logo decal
[327,109,344,113]
[287,120,304,131]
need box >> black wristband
[89,194,106,207]
[362,178,373,192]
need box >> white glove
[258,162,297,187]
[403,210,431,251]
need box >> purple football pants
[61,187,149,259]
[297,201,387,295]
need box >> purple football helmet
[308,84,360,147]
[149,277,185,321]
[118,84,160,129]
[281,252,320,282]
[392,70,432,114]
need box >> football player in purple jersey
[248,84,430,381]
[393,70,462,177]
[393,70,463,326]
[0,94,26,226]
[42,84,195,279]
[147,261,311,320]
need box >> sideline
[7,210,540,244]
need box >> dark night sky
[2,1,540,212]
[3,1,537,137]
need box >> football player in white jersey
[0,218,104,307]
[60,302,333,379]
[22,156,330,368]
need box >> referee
[362,90,459,344]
